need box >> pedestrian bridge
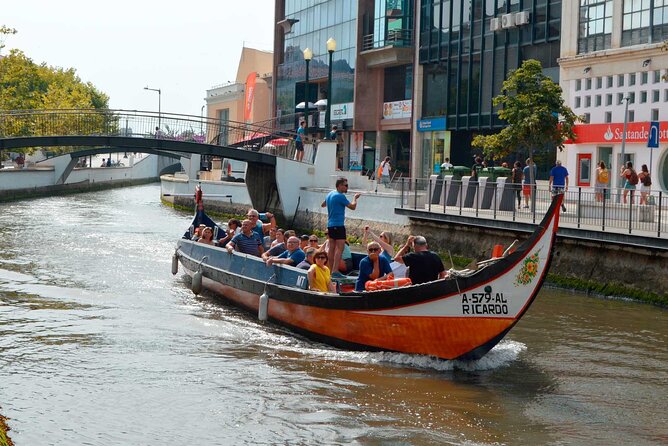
[0,109,299,166]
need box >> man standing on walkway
[295,121,306,162]
[549,160,569,213]
[522,158,537,209]
[321,177,361,277]
[393,236,447,285]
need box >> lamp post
[144,86,162,132]
[325,37,336,138]
[618,95,630,202]
[200,104,205,136]
[303,48,313,134]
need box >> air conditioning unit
[490,18,501,32]
[501,13,515,29]
[515,11,530,25]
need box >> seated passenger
[266,236,305,267]
[363,226,394,263]
[308,251,336,292]
[355,242,392,291]
[307,235,321,250]
[226,219,264,257]
[261,229,294,260]
[191,224,206,241]
[197,227,214,245]
[393,235,447,285]
[299,234,310,251]
[341,241,353,273]
[217,218,241,247]
[297,247,316,270]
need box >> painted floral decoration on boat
[515,248,541,286]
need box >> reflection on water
[0,185,666,445]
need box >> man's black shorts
[327,226,346,240]
[296,141,304,151]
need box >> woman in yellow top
[307,252,336,293]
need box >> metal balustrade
[399,177,667,239]
[0,109,312,164]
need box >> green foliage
[0,49,109,111]
[472,59,581,160]
[546,273,668,307]
[0,25,17,54]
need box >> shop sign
[417,117,446,132]
[331,102,354,120]
[382,100,412,119]
[569,122,668,144]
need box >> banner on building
[244,72,257,122]
[568,121,668,144]
[382,100,412,119]
[349,132,364,170]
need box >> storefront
[417,117,450,178]
[566,121,668,191]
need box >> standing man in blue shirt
[295,121,306,162]
[549,160,569,213]
[321,177,361,276]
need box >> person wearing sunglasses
[307,252,336,293]
[355,242,392,292]
[321,177,361,277]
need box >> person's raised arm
[393,236,415,264]
[347,192,361,210]
[365,226,393,255]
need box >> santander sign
[567,121,668,144]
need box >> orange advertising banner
[244,72,257,122]
[568,121,668,144]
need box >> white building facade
[559,0,668,191]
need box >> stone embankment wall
[0,178,157,202]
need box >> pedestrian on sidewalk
[511,161,523,209]
[522,158,537,209]
[595,161,609,202]
[549,160,569,213]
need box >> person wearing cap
[549,160,569,213]
[393,236,446,285]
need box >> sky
[2,0,275,117]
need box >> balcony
[360,29,414,69]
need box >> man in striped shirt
[226,219,264,257]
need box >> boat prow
[175,194,563,361]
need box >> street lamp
[618,95,630,202]
[303,47,313,134]
[144,86,162,132]
[325,37,336,138]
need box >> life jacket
[365,277,412,291]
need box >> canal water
[0,184,666,445]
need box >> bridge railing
[0,109,309,163]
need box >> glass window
[583,113,591,123]
[576,79,582,91]
[629,91,636,103]
[595,95,602,106]
[585,95,592,107]
[605,111,612,123]
[596,77,603,89]
[629,73,636,85]
[586,78,592,90]
[607,76,613,88]
[640,91,647,103]
[653,89,660,102]
[641,72,648,84]
[618,74,625,86]
[575,96,582,108]
[628,110,635,122]
[578,0,613,53]
[606,93,612,105]
[617,93,625,104]
[620,0,665,46]
[651,108,659,120]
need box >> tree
[472,59,581,161]
[0,25,17,54]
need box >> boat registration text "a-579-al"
[461,293,509,315]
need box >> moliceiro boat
[173,194,563,361]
